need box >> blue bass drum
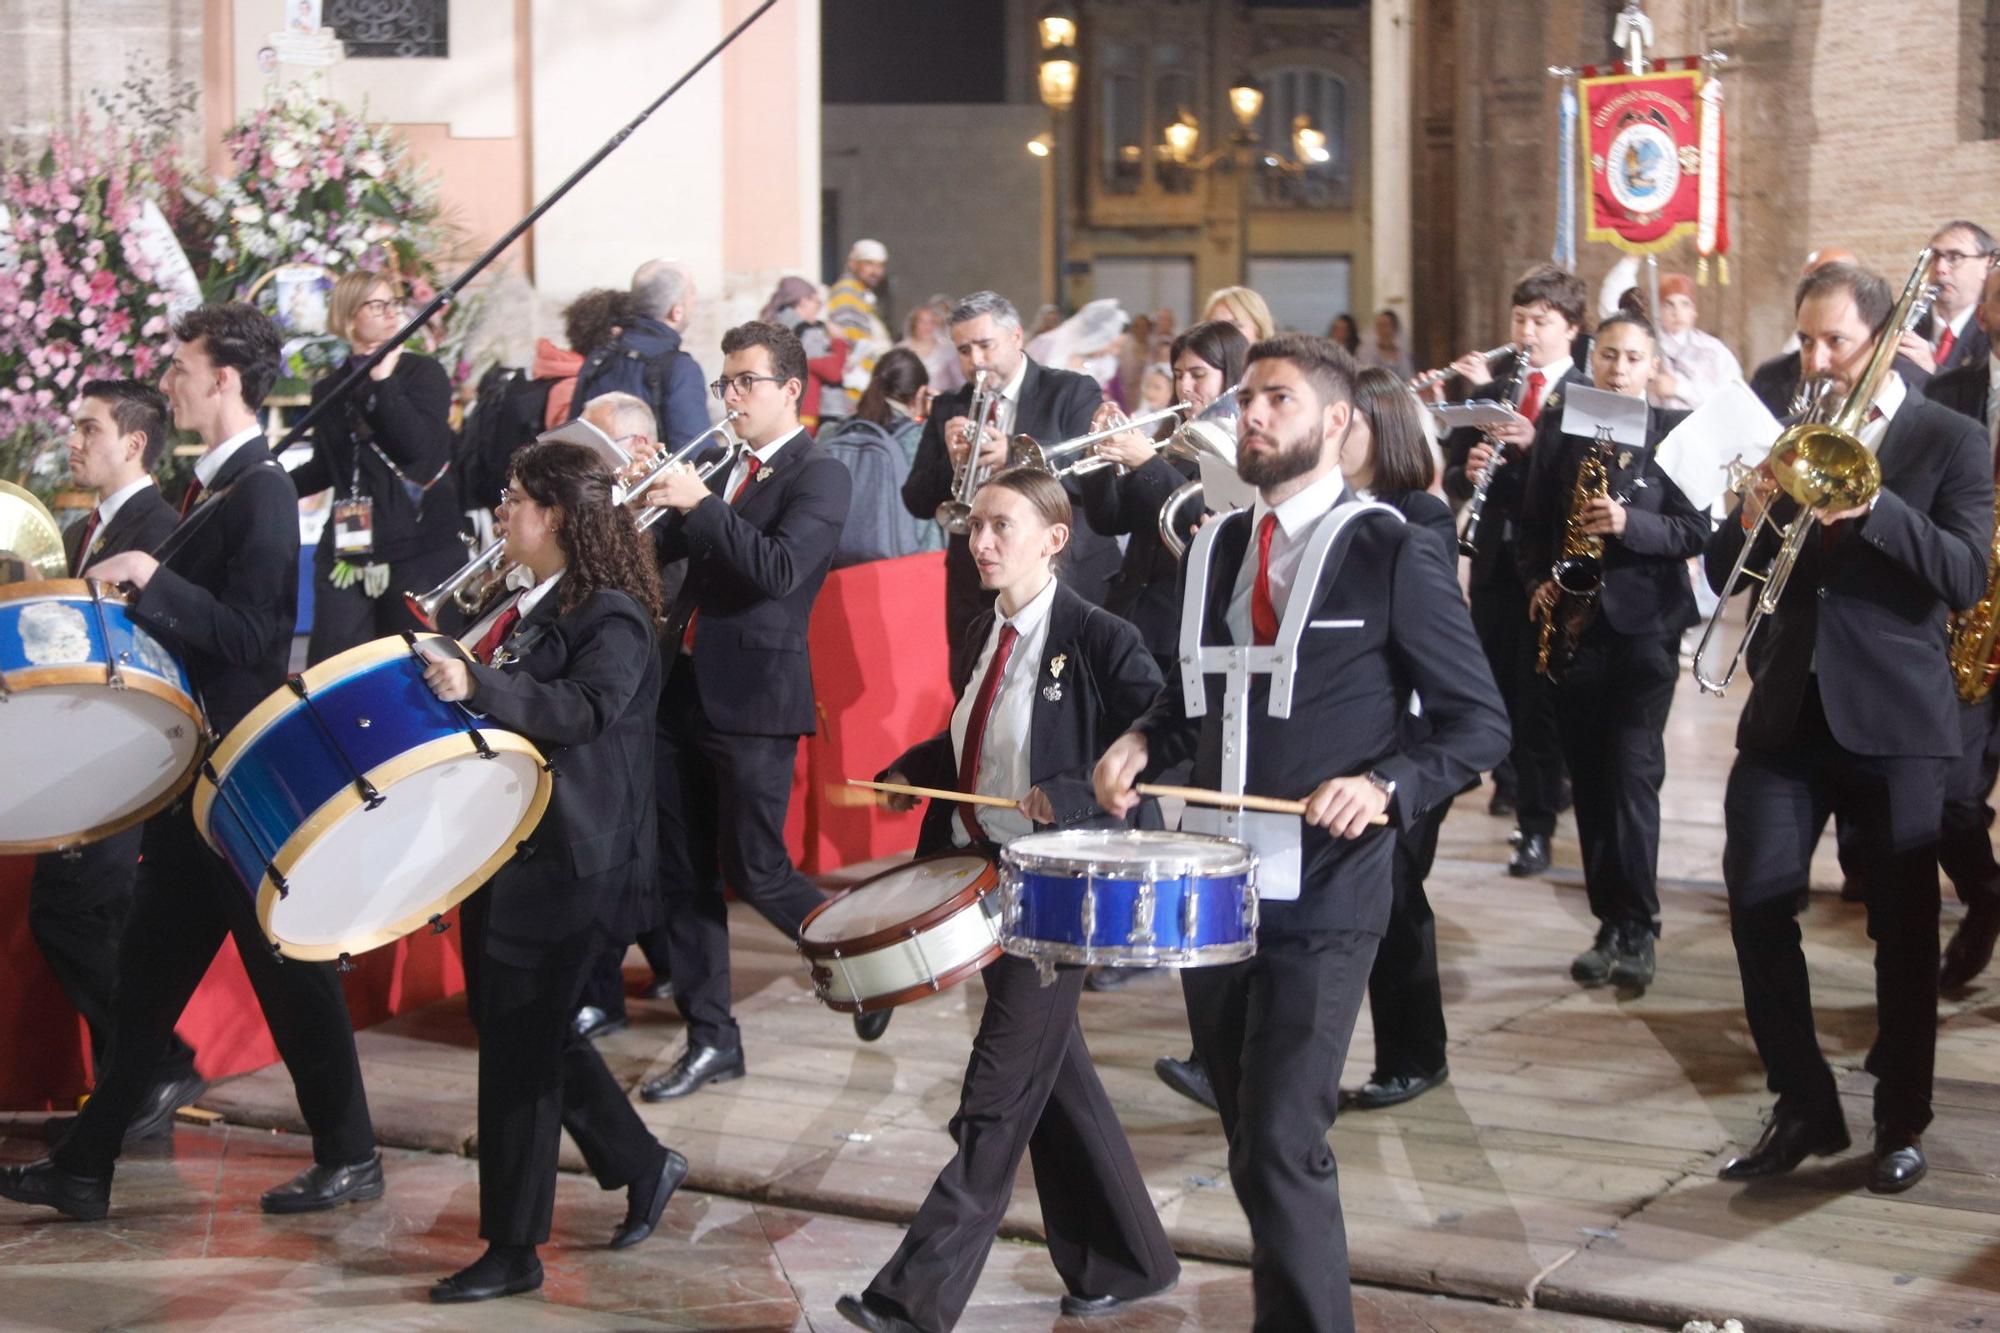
[999,829,1258,969]
[0,579,203,854]
[194,634,553,963]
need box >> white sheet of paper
[1180,806,1299,901]
[1655,380,1781,512]
[1560,384,1652,448]
[538,417,633,473]
[1430,399,1528,432]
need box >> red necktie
[178,478,204,517]
[1250,512,1280,646]
[682,456,764,652]
[1518,370,1549,423]
[471,606,521,665]
[956,623,1020,844]
[72,510,101,576]
[1936,324,1958,367]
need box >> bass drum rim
[797,852,998,960]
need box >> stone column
[1371,0,1415,334]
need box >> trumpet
[408,412,740,630]
[1692,249,1939,695]
[936,369,996,535]
[1010,401,1191,478]
[1408,343,1518,394]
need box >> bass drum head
[0,681,201,852]
[801,853,993,947]
[260,737,549,961]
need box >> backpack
[457,365,554,510]
[820,416,921,567]
[568,336,682,437]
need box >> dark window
[326,0,449,60]
[822,0,1007,104]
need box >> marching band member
[901,291,1118,682]
[28,380,199,1149]
[638,321,859,1099]
[419,441,684,1303]
[1448,264,1590,876]
[2,305,381,1221]
[1707,262,1991,1194]
[1095,335,1510,1332]
[1517,312,1709,992]
[837,466,1176,1333]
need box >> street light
[1026,132,1053,158]
[1038,3,1080,312]
[1228,73,1265,137]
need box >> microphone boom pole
[274,0,783,451]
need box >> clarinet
[1456,349,1530,558]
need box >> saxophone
[1535,427,1613,682]
[1948,491,2000,703]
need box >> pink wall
[723,0,812,275]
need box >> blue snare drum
[195,634,553,962]
[999,829,1258,969]
[0,579,202,854]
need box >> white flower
[231,204,264,225]
[353,149,387,179]
[270,140,304,171]
[363,222,395,244]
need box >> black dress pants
[1938,694,2000,909]
[865,955,1178,1331]
[655,656,826,1050]
[1722,681,1945,1133]
[1469,577,1563,837]
[458,894,663,1247]
[51,806,375,1179]
[1366,804,1451,1082]
[29,829,198,1083]
[1553,625,1678,934]
[1183,929,1379,1333]
[305,540,467,667]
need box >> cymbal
[0,479,67,583]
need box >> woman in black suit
[836,467,1179,1333]
[419,441,683,1303]
[294,270,465,663]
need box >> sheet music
[1654,380,1782,511]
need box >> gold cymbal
[0,479,67,584]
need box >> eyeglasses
[357,298,399,316]
[710,373,788,400]
[496,486,536,508]
[1934,249,1995,268]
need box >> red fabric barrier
[0,553,951,1111]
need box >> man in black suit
[1518,314,1710,991]
[1096,334,1511,1332]
[1750,245,1943,418]
[1707,263,1992,1195]
[901,290,1116,682]
[29,380,200,1147]
[1445,264,1590,876]
[1924,263,2000,990]
[637,320,856,1101]
[1,304,380,1222]
[1909,220,1996,379]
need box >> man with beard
[1094,334,1510,1330]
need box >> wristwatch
[1365,770,1397,801]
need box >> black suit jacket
[1443,365,1593,588]
[902,358,1119,617]
[68,484,179,577]
[130,438,299,738]
[466,587,661,966]
[1751,347,1933,419]
[1084,452,1198,660]
[890,581,1164,858]
[655,427,851,737]
[1916,311,1991,376]
[291,353,460,565]
[1705,394,1992,756]
[1134,500,1511,937]
[1925,357,1991,426]
[1517,404,1710,638]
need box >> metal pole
[1053,110,1070,315]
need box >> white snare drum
[798,854,1001,1013]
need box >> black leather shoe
[1060,1277,1178,1318]
[1342,1066,1448,1111]
[641,975,674,1001]
[572,1006,627,1041]
[1718,1107,1850,1181]
[1487,788,1517,818]
[1941,900,2000,991]
[641,1043,745,1101]
[1508,832,1551,877]
[259,1152,385,1214]
[1869,1127,1927,1194]
[1154,1054,1218,1112]
[1572,924,1617,985]
[430,1246,544,1304]
[44,1072,207,1149]
[1606,926,1657,990]
[609,1148,688,1249]
[0,1158,111,1220]
[853,1009,892,1042]
[835,1292,922,1332]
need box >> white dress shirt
[515,570,561,620]
[92,476,156,530]
[193,424,262,490]
[1516,355,1575,414]
[1858,370,1906,454]
[1934,302,1973,358]
[1986,353,2000,455]
[1225,467,1349,646]
[720,426,803,502]
[949,574,1058,847]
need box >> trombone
[936,368,996,535]
[1692,249,1939,695]
[1010,401,1192,478]
[408,411,741,630]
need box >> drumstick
[1137,783,1389,826]
[839,778,1022,809]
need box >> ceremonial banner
[1580,64,1709,255]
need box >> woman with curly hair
[419,440,682,1303]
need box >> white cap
[849,238,889,263]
